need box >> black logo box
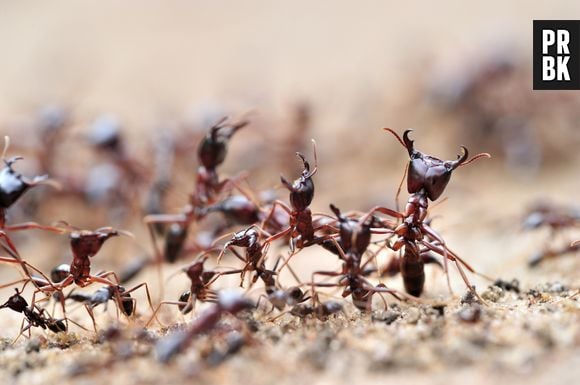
[533,20,580,90]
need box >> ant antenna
[2,136,10,161]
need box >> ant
[0,137,65,286]
[0,288,67,341]
[217,226,283,291]
[259,286,309,312]
[310,204,402,311]
[67,285,135,316]
[65,284,139,331]
[265,142,320,250]
[289,300,344,320]
[6,225,154,328]
[522,202,580,267]
[370,128,490,297]
[155,291,254,363]
[144,117,249,265]
[146,253,240,327]
[263,141,338,272]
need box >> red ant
[522,202,580,267]
[265,142,319,250]
[144,117,249,265]
[263,141,338,276]
[310,204,402,311]
[4,224,154,329]
[371,129,490,297]
[146,253,240,327]
[155,291,254,363]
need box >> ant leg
[82,304,98,333]
[119,282,156,318]
[64,317,91,333]
[310,270,343,306]
[145,300,189,328]
[0,257,59,292]
[420,225,453,294]
[0,277,31,290]
[422,228,492,281]
[220,173,263,209]
[271,254,301,287]
[264,227,292,244]
[260,200,292,231]
[257,294,277,314]
[82,275,117,287]
[395,163,409,213]
[12,318,28,345]
[4,222,66,233]
[360,278,402,301]
[419,241,486,303]
[359,206,403,224]
[95,271,121,285]
[0,231,22,257]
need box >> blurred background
[0,0,578,337]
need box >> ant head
[0,137,49,209]
[281,141,318,211]
[70,228,121,258]
[384,129,490,201]
[198,117,248,170]
[0,288,28,312]
[226,227,259,249]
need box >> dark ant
[371,128,490,297]
[522,202,580,267]
[0,137,65,287]
[310,204,402,311]
[144,117,249,265]
[0,289,67,340]
[195,117,249,204]
[146,253,239,327]
[289,300,344,320]
[65,284,142,331]
[155,291,254,363]
[67,285,135,316]
[260,286,309,312]
[218,227,281,291]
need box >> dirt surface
[0,2,579,385]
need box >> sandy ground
[0,1,579,385]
